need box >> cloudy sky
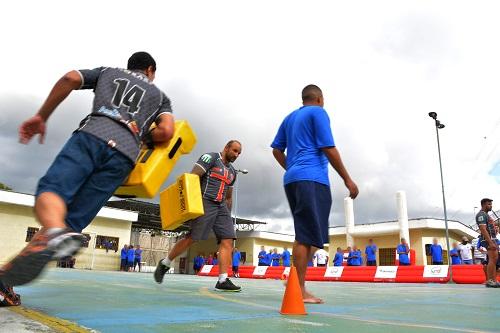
[1,1,499,234]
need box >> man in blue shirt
[349,246,362,266]
[193,254,203,274]
[397,238,410,266]
[134,245,143,272]
[120,244,128,271]
[258,246,268,266]
[271,85,358,304]
[365,239,377,266]
[345,246,353,266]
[127,245,135,272]
[271,248,281,266]
[282,247,291,267]
[449,242,461,265]
[333,247,344,266]
[266,250,273,267]
[232,248,241,278]
[430,238,443,265]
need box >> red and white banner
[423,265,449,278]
[375,266,398,279]
[324,266,344,278]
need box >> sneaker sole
[214,288,242,292]
[0,234,84,287]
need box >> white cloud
[1,1,499,233]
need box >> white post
[344,197,354,246]
[396,191,410,245]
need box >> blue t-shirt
[135,249,143,260]
[349,250,362,266]
[271,105,335,186]
[307,260,314,267]
[266,253,273,266]
[258,250,267,264]
[333,252,344,266]
[397,244,410,264]
[127,249,135,262]
[271,253,281,266]
[232,252,241,267]
[430,244,443,262]
[365,245,377,261]
[120,248,127,260]
[449,248,461,265]
[213,259,218,265]
[282,250,291,267]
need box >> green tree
[0,183,13,191]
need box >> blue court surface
[9,268,500,333]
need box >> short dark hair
[481,198,493,206]
[302,84,323,102]
[127,52,156,71]
[225,140,241,148]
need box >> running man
[154,141,242,292]
[0,52,174,291]
[271,84,358,304]
[476,198,499,288]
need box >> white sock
[46,228,65,236]
[161,258,171,267]
[218,273,228,283]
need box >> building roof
[329,217,479,239]
[0,190,138,222]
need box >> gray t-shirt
[76,67,172,162]
[476,211,497,239]
[195,152,236,203]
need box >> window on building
[25,227,40,242]
[82,233,91,248]
[379,248,396,265]
[95,235,119,251]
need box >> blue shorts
[36,132,133,232]
[285,181,331,249]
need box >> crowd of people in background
[120,244,143,272]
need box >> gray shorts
[188,199,236,242]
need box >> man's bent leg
[35,192,67,229]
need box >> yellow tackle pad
[115,120,197,198]
[160,173,204,230]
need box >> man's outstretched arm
[19,71,82,144]
[322,146,359,199]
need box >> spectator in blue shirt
[349,245,362,266]
[120,244,128,271]
[333,247,344,266]
[266,250,273,266]
[345,246,353,266]
[282,247,291,267]
[430,238,443,265]
[258,246,268,266]
[271,248,281,266]
[397,238,410,266]
[449,242,461,265]
[365,239,377,266]
[127,245,135,272]
[193,253,203,274]
[134,245,143,272]
[232,248,241,278]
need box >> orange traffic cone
[280,266,306,315]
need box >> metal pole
[435,125,453,282]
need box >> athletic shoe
[215,278,241,292]
[154,260,169,284]
[0,280,21,306]
[485,280,500,288]
[0,228,85,286]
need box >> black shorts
[366,260,377,266]
[188,199,236,242]
[232,266,239,272]
[285,181,331,249]
[317,263,327,267]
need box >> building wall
[0,202,132,271]
[329,228,466,265]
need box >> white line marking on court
[284,319,326,327]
